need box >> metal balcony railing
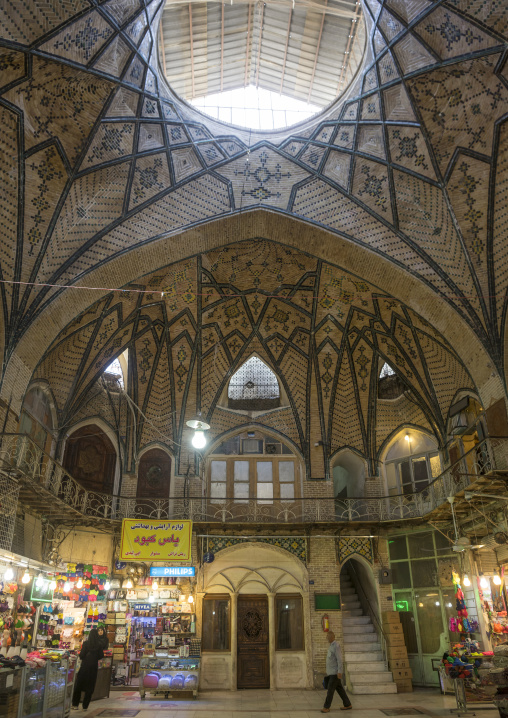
[0,434,507,524]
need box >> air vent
[265,443,281,455]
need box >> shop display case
[139,653,200,700]
[0,667,23,717]
[19,664,46,718]
[18,658,77,718]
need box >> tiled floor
[78,688,501,718]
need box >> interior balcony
[0,434,506,534]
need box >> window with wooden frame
[208,431,300,503]
[202,595,231,650]
[276,594,304,650]
[209,457,299,503]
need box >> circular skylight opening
[160,0,365,131]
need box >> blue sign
[134,603,151,611]
[150,567,195,577]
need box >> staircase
[340,575,397,695]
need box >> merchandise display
[139,653,200,699]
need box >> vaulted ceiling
[0,0,507,443]
[34,241,474,475]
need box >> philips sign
[150,567,195,577]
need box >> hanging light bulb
[187,415,210,450]
[480,573,488,589]
[149,594,155,603]
[49,577,57,591]
[179,594,186,602]
[76,578,83,589]
[125,578,133,589]
[63,581,71,592]
[463,574,471,587]
[104,580,111,591]
[35,573,44,587]
[188,595,194,604]
[494,571,502,586]
[4,565,14,581]
[21,568,31,584]
[192,430,206,449]
[151,580,158,591]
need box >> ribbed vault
[0,0,507,416]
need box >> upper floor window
[228,357,280,411]
[137,448,171,499]
[208,431,299,504]
[385,431,441,496]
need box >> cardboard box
[389,658,410,670]
[385,633,406,647]
[392,668,412,681]
[386,645,408,660]
[383,622,403,635]
[382,611,401,624]
[395,683,413,694]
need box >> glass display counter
[18,658,76,718]
[139,653,200,700]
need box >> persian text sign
[120,520,192,561]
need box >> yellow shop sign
[120,519,192,561]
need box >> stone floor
[78,688,500,718]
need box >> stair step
[346,650,384,663]
[341,600,361,609]
[341,582,353,589]
[344,641,381,652]
[341,587,356,596]
[342,616,371,626]
[350,672,394,684]
[348,662,387,673]
[343,623,375,634]
[349,683,398,695]
[342,609,363,617]
[350,632,378,643]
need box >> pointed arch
[227,355,281,411]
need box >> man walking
[321,630,352,712]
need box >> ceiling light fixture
[494,571,502,586]
[480,573,488,589]
[463,574,471,586]
[4,565,13,581]
[21,568,31,584]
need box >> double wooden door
[237,596,269,689]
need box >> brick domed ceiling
[0,0,507,412]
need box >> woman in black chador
[71,627,104,711]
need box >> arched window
[137,448,171,498]
[378,360,405,399]
[380,362,395,378]
[63,424,117,494]
[104,349,128,389]
[228,357,280,411]
[18,386,54,452]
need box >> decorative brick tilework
[93,35,131,77]
[3,57,114,165]
[39,11,114,64]
[1,0,90,44]
[408,54,507,175]
[393,33,438,75]
[339,536,373,563]
[352,157,393,222]
[81,122,135,168]
[387,126,436,180]
[386,0,432,24]
[357,125,386,160]
[415,6,500,61]
[129,152,171,209]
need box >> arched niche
[62,424,117,494]
[381,428,441,496]
[18,384,56,454]
[331,450,366,499]
[137,447,172,498]
[227,356,280,411]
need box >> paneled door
[237,595,269,689]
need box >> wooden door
[237,596,269,689]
